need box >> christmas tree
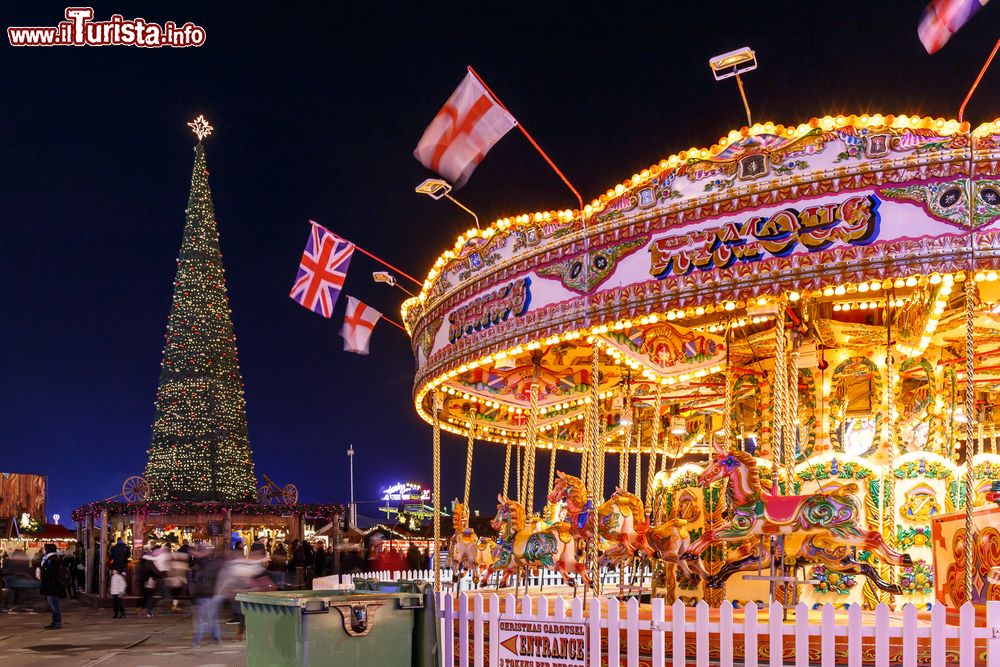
[144,117,257,502]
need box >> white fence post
[458,593,469,667]
[820,603,835,667]
[626,597,640,667]
[931,602,946,666]
[960,602,975,667]
[794,602,810,667]
[875,603,889,667]
[443,592,454,667]
[744,601,758,667]
[902,604,917,667]
[672,598,687,666]
[698,600,711,667]
[651,597,665,666]
[988,601,1000,667]
[472,593,484,667]
[847,602,862,667]
[587,596,602,667]
[768,601,783,667]
[719,600,734,667]
[608,597,621,667]
[488,594,500,667]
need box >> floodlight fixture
[709,46,757,127]
[709,47,757,81]
[373,271,397,287]
[415,178,452,200]
[373,270,415,297]
[415,179,481,229]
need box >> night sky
[3,2,998,526]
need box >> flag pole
[312,221,424,287]
[467,66,584,211]
[380,315,408,333]
[958,34,1000,123]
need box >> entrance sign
[497,620,586,667]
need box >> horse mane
[728,449,762,495]
[561,474,587,508]
[614,489,645,517]
[453,503,466,531]
[502,499,526,530]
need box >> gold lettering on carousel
[448,276,532,344]
[649,194,881,277]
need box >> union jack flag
[289,221,354,318]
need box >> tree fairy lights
[144,121,257,502]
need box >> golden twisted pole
[787,347,799,486]
[432,392,443,592]
[548,434,558,493]
[523,365,541,513]
[772,306,786,494]
[882,320,899,605]
[463,423,475,510]
[964,271,976,598]
[620,389,632,490]
[587,343,601,500]
[634,419,644,498]
[516,444,522,507]
[645,411,658,509]
[502,443,512,499]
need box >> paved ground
[0,599,248,667]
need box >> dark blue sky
[2,2,997,525]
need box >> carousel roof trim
[403,113,992,313]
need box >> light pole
[347,445,356,528]
[415,178,481,229]
[709,47,757,128]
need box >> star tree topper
[188,115,213,141]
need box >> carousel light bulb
[894,278,906,288]
[976,272,987,282]
[835,285,846,296]
[905,276,918,288]
[989,271,998,282]
[857,283,869,293]
[788,292,800,302]
[930,274,942,285]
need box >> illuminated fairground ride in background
[403,112,1000,611]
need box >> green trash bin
[238,589,425,667]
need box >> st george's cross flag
[919,0,990,53]
[414,70,517,189]
[289,221,354,318]
[341,296,382,354]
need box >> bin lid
[236,589,422,607]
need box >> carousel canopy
[403,114,1000,462]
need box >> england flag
[414,70,517,189]
[341,296,382,355]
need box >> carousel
[403,113,1000,663]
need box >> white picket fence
[316,567,651,591]
[437,593,1000,667]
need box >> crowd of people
[0,534,436,642]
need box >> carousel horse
[484,494,592,589]
[596,488,653,566]
[546,472,597,540]
[646,518,698,579]
[472,537,498,585]
[449,503,480,586]
[684,444,912,593]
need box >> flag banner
[414,70,517,188]
[919,0,990,53]
[289,221,354,318]
[341,296,382,354]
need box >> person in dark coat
[110,538,131,574]
[406,543,422,571]
[39,544,63,629]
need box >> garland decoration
[72,500,344,522]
